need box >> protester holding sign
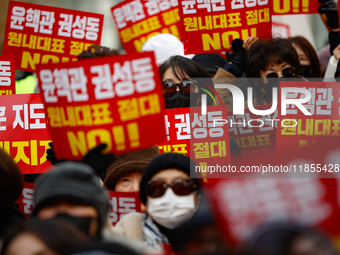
[112,153,201,252]
[319,0,340,80]
[318,0,339,54]
[245,38,304,106]
[159,55,215,109]
[324,43,340,80]
[159,55,241,156]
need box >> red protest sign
[206,176,340,245]
[190,105,231,179]
[111,0,181,53]
[159,107,191,156]
[3,1,104,72]
[158,105,231,179]
[0,94,52,174]
[179,0,272,54]
[108,191,142,226]
[0,56,16,96]
[273,0,322,15]
[276,81,340,152]
[36,52,167,160]
[228,104,277,157]
[272,22,290,38]
[17,182,35,218]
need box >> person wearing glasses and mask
[159,55,215,109]
[214,38,303,109]
[159,55,242,156]
[245,38,303,106]
[111,153,200,252]
[288,36,321,79]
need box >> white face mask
[147,188,197,229]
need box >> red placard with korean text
[18,182,35,218]
[191,105,231,179]
[158,105,231,178]
[276,81,340,152]
[0,94,52,174]
[0,56,16,96]
[3,1,104,72]
[207,177,340,245]
[228,105,277,157]
[36,52,166,160]
[272,22,290,38]
[205,137,340,245]
[273,0,322,15]
[108,191,142,226]
[111,0,181,53]
[179,0,272,54]
[159,107,191,156]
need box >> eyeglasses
[146,178,197,198]
[162,80,197,96]
[265,67,295,79]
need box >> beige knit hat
[104,146,160,190]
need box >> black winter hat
[139,153,200,205]
[32,161,109,235]
[192,53,226,73]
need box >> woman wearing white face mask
[111,153,200,252]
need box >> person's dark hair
[0,148,23,210]
[159,55,215,107]
[160,55,212,81]
[78,44,120,60]
[245,38,301,78]
[0,218,89,255]
[288,36,321,78]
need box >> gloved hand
[46,142,66,165]
[82,143,115,180]
[226,38,247,77]
[47,142,115,180]
[318,0,339,29]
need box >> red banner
[108,191,142,226]
[111,0,181,53]
[207,177,340,245]
[179,0,272,54]
[0,94,52,174]
[276,81,340,152]
[0,56,16,96]
[228,105,277,157]
[273,0,322,15]
[3,1,104,72]
[205,135,340,244]
[36,52,166,160]
[158,105,231,180]
[272,21,290,38]
[17,182,35,218]
[159,107,191,156]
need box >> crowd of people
[1,0,340,255]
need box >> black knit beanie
[139,153,200,205]
[32,161,109,236]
